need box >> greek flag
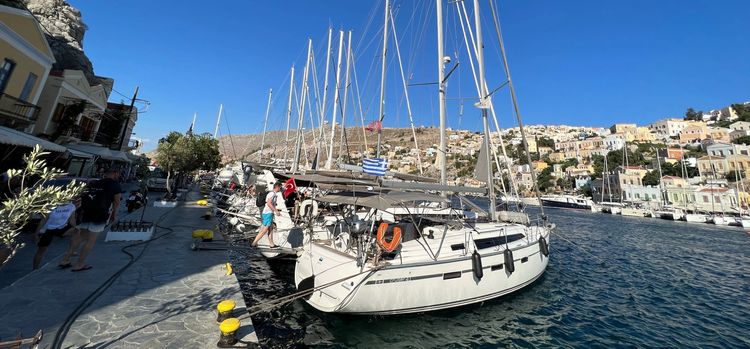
[363,158,388,176]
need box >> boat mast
[283,65,295,168]
[259,88,273,161]
[375,0,389,158]
[325,30,345,170]
[473,0,496,220]
[437,0,447,186]
[213,103,223,139]
[293,39,313,173]
[488,0,545,216]
[316,28,333,169]
[338,30,353,162]
[191,112,197,132]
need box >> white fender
[299,199,319,218]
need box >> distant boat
[657,206,684,221]
[711,215,733,226]
[540,194,593,210]
[685,213,710,223]
[621,206,648,217]
[599,201,624,215]
[741,216,750,229]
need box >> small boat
[621,207,647,217]
[599,202,624,215]
[684,213,710,223]
[711,215,733,226]
[741,216,750,229]
[657,207,684,221]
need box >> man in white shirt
[251,182,281,248]
[33,198,80,269]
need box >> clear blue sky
[68,0,750,151]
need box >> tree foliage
[684,107,704,121]
[154,132,221,191]
[0,146,87,267]
[732,136,750,145]
[536,137,554,148]
[642,170,661,186]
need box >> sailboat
[294,0,552,314]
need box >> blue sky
[68,0,750,151]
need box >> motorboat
[540,194,593,210]
[684,213,710,223]
[621,206,647,217]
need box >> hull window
[491,264,503,271]
[474,233,525,250]
[443,271,461,280]
[521,257,528,263]
[450,243,465,251]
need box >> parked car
[146,168,170,191]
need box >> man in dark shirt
[64,168,122,271]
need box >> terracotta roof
[698,187,729,193]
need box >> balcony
[0,93,40,130]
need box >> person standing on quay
[64,169,122,272]
[252,182,281,248]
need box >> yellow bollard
[216,299,236,323]
[225,262,233,276]
[217,317,241,347]
[196,199,209,206]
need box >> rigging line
[350,51,370,153]
[389,5,423,174]
[489,0,544,216]
[222,108,239,161]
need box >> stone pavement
[0,188,258,348]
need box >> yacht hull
[685,214,709,223]
[294,228,550,315]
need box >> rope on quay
[50,201,181,349]
[236,265,384,320]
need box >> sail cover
[474,136,489,183]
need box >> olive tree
[154,131,221,192]
[0,146,86,268]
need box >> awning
[0,126,67,152]
[67,148,93,159]
[65,143,132,163]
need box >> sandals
[71,265,93,272]
[58,263,72,269]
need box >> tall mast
[316,28,334,169]
[191,112,197,132]
[283,65,295,167]
[437,0,447,186]
[293,39,313,173]
[338,30,353,161]
[375,0,390,158]
[213,103,223,139]
[473,0,496,220]
[259,88,273,161]
[489,0,545,216]
[325,30,345,170]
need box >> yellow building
[0,3,55,131]
[531,160,548,172]
[610,123,637,134]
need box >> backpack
[256,190,268,208]
[81,179,110,223]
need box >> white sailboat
[294,0,552,315]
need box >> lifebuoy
[376,222,402,253]
[299,199,319,218]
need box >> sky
[67,0,750,152]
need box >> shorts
[261,213,274,227]
[78,221,107,233]
[38,224,72,247]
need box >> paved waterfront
[0,188,257,348]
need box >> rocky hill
[22,0,98,84]
[217,126,449,164]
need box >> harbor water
[232,207,750,348]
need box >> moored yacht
[540,194,593,210]
[684,213,710,223]
[294,192,552,314]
